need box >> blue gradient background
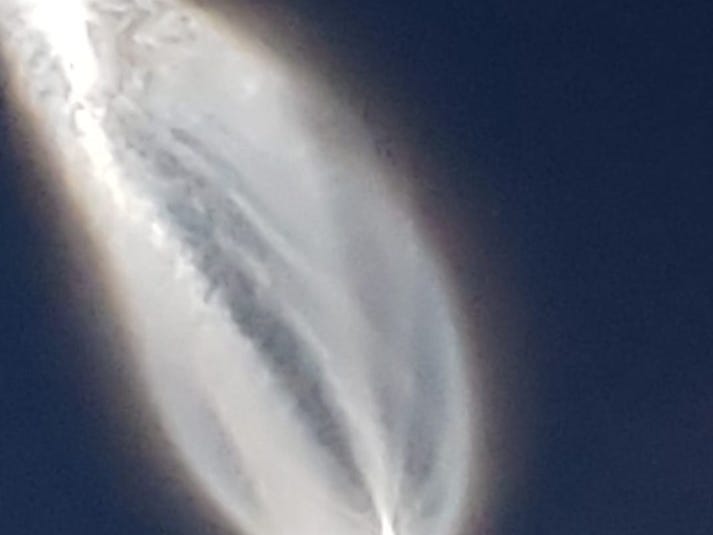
[2,1,712,534]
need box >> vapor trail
[0,1,478,534]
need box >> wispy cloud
[0,1,476,533]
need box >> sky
[1,1,712,535]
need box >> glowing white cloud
[0,1,478,534]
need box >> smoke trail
[0,1,477,534]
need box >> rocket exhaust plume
[0,1,480,534]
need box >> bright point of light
[0,1,481,534]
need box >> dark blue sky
[2,1,712,534]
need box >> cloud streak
[0,1,477,534]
